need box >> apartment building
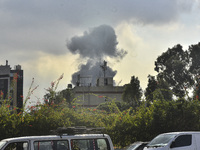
[0,61,23,109]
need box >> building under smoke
[67,25,127,87]
[66,25,127,107]
[72,61,124,107]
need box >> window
[4,141,28,150]
[71,138,110,150]
[171,135,192,148]
[148,133,176,147]
[34,140,69,150]
[0,141,6,149]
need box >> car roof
[160,131,200,135]
[131,141,148,144]
[1,134,110,142]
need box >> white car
[144,131,200,150]
[0,127,114,150]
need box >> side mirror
[170,141,176,148]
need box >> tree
[58,88,74,107]
[154,44,193,98]
[145,75,172,105]
[44,87,74,107]
[145,75,157,104]
[122,76,142,107]
[153,77,173,101]
[188,43,200,100]
[188,42,200,75]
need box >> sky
[1,0,200,106]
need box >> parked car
[144,131,200,150]
[0,127,114,150]
[124,142,149,150]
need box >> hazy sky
[1,0,200,105]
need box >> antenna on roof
[100,60,107,78]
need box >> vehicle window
[148,134,176,147]
[0,141,7,149]
[97,139,109,150]
[4,142,28,150]
[34,140,69,150]
[71,138,110,150]
[126,144,138,150]
[172,135,192,148]
[125,143,148,150]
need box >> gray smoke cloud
[71,60,117,86]
[67,24,127,86]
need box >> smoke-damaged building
[66,25,128,107]
[73,77,124,107]
[72,61,124,107]
[0,61,23,109]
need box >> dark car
[124,142,149,150]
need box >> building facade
[0,61,23,109]
[73,77,124,107]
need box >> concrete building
[0,61,23,109]
[73,76,124,107]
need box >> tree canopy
[145,75,172,104]
[154,44,194,98]
[122,76,142,107]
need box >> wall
[73,85,124,107]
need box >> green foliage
[188,42,200,75]
[154,44,194,98]
[58,88,74,107]
[145,75,157,104]
[2,88,200,148]
[189,43,200,100]
[43,74,64,105]
[122,76,142,107]
[96,101,130,112]
[153,78,173,101]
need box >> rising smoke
[67,24,127,86]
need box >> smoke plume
[67,24,127,86]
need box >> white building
[73,77,124,107]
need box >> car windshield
[124,142,147,150]
[148,134,176,147]
[0,141,7,149]
[126,144,139,150]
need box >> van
[0,127,114,150]
[144,132,200,150]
